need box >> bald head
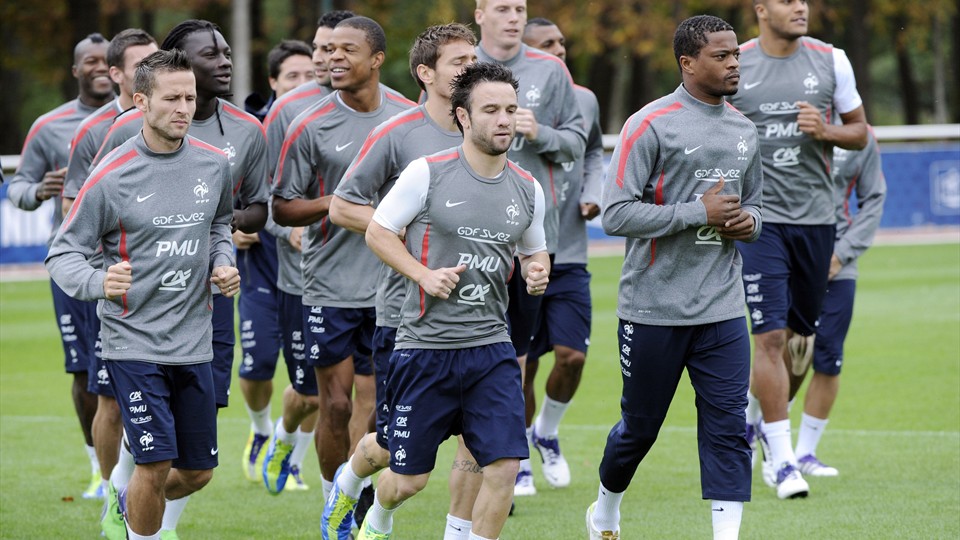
[74,33,108,65]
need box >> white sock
[795,413,829,458]
[468,532,495,540]
[534,396,570,437]
[744,391,762,425]
[443,513,472,540]
[85,444,100,474]
[518,457,532,474]
[245,403,272,435]
[365,491,397,533]
[290,428,314,468]
[526,426,534,444]
[712,500,743,540]
[161,495,190,531]
[274,420,297,445]
[363,476,373,488]
[322,477,334,501]
[592,483,623,532]
[125,523,160,540]
[762,419,796,467]
[112,437,135,491]
[337,456,364,499]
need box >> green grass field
[1,242,958,539]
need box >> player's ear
[679,54,696,76]
[133,92,148,112]
[416,64,434,87]
[455,106,470,130]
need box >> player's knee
[754,330,786,361]
[323,392,353,422]
[555,347,586,373]
[180,468,214,492]
[480,458,520,489]
[391,473,429,500]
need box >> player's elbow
[272,197,295,226]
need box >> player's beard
[471,127,512,157]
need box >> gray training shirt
[730,37,862,225]
[830,128,886,281]
[372,147,546,349]
[477,43,587,253]
[8,98,102,244]
[65,99,125,198]
[45,133,235,364]
[602,84,763,326]
[93,98,270,212]
[335,104,464,327]
[272,90,415,308]
[555,84,604,266]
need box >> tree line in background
[1,0,957,154]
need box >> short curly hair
[673,15,734,68]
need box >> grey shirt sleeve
[211,159,237,270]
[835,140,886,265]
[45,180,114,301]
[739,132,764,243]
[580,94,604,206]
[7,126,50,211]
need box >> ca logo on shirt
[159,269,192,291]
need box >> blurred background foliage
[1,0,956,153]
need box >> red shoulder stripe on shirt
[93,111,144,163]
[221,101,267,137]
[802,40,833,53]
[264,85,324,128]
[426,151,459,163]
[385,92,416,107]
[275,102,337,187]
[508,162,536,183]
[740,40,758,51]
[524,50,575,85]
[65,148,138,226]
[614,102,683,189]
[21,107,77,153]
[345,110,425,179]
[69,109,115,161]
[188,137,227,156]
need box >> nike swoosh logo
[743,81,763,90]
[684,145,702,155]
[445,200,467,208]
[136,193,156,202]
[210,447,219,455]
[335,142,353,152]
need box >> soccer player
[323,23,479,540]
[6,32,114,499]
[729,0,868,499]
[472,0,586,497]
[586,15,762,540]
[765,127,884,483]
[247,13,357,487]
[45,48,238,540]
[234,38,317,493]
[520,16,604,490]
[244,40,315,120]
[93,20,269,538]
[61,27,159,511]
[265,16,416,501]
[359,60,549,540]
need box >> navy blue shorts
[87,346,115,398]
[50,279,99,374]
[106,360,218,470]
[737,223,835,336]
[506,257,545,357]
[385,342,528,475]
[280,291,317,395]
[373,326,397,449]
[813,279,856,376]
[529,263,592,360]
[302,305,374,375]
[237,272,282,382]
[598,318,751,501]
[211,294,235,408]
